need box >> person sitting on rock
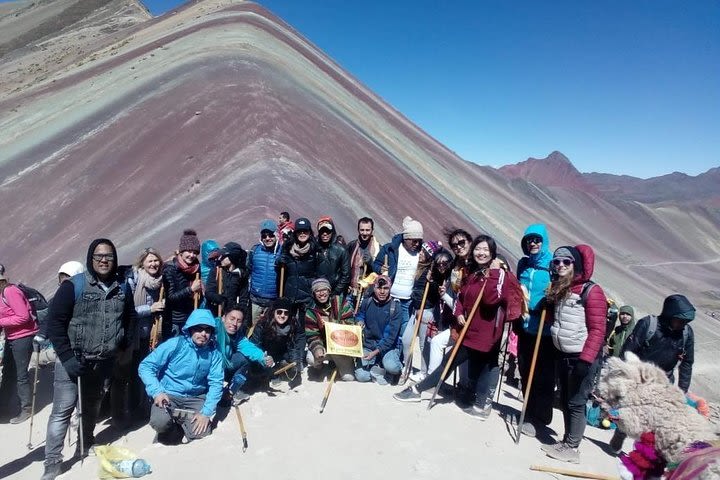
[215,306,274,404]
[138,309,223,445]
[354,275,402,384]
[304,278,356,381]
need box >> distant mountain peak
[497,151,592,190]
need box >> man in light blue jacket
[139,309,223,444]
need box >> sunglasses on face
[552,258,573,267]
[191,326,213,333]
[92,254,115,262]
[261,232,275,239]
[526,236,542,245]
[436,261,451,267]
[275,309,290,316]
[450,239,466,249]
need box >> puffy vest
[68,273,127,359]
[550,291,587,353]
[250,244,278,300]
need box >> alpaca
[596,352,719,479]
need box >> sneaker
[544,442,580,463]
[520,420,537,437]
[41,462,64,480]
[340,373,355,382]
[9,408,31,424]
[370,366,388,385]
[409,371,427,383]
[462,402,493,420]
[393,386,421,402]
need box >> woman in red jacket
[394,235,521,420]
[542,245,606,463]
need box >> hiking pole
[319,369,337,413]
[193,272,200,309]
[279,265,285,298]
[428,281,486,411]
[26,344,41,449]
[149,285,164,351]
[273,361,297,377]
[495,323,511,405]
[530,465,620,480]
[516,308,546,445]
[217,267,224,317]
[353,287,364,315]
[77,375,84,465]
[234,405,248,452]
[400,279,431,385]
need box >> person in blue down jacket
[515,224,554,437]
[139,309,223,445]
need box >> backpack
[360,295,399,318]
[644,315,690,355]
[1,283,49,326]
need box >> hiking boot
[544,442,580,463]
[462,402,493,420]
[393,386,421,402]
[41,462,64,480]
[9,408,31,424]
[156,424,184,445]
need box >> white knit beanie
[402,216,424,240]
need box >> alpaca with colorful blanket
[596,352,719,479]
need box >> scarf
[350,237,380,289]
[176,255,200,276]
[290,241,311,259]
[133,267,163,308]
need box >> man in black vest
[42,239,136,480]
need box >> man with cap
[346,217,380,304]
[163,229,204,338]
[354,275,402,384]
[315,216,351,297]
[277,211,294,248]
[305,278,356,381]
[606,305,635,357]
[373,216,423,359]
[205,241,249,330]
[139,308,223,444]
[248,219,281,326]
[42,239,136,479]
[276,217,319,321]
[609,295,696,453]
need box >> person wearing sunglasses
[276,217,319,322]
[248,219,281,328]
[315,216,351,297]
[163,229,204,338]
[139,308,223,445]
[205,241,249,329]
[542,245,606,463]
[515,224,554,437]
[249,297,304,389]
[42,239,137,479]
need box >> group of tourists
[0,212,697,479]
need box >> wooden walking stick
[234,405,248,452]
[400,278,431,385]
[217,267,224,317]
[273,361,297,377]
[495,323,511,404]
[530,465,619,480]
[26,347,40,449]
[149,285,164,350]
[516,308,546,444]
[193,272,200,309]
[319,369,338,413]
[427,281,487,411]
[279,265,285,298]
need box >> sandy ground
[1,362,624,480]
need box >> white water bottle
[112,459,152,477]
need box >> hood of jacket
[521,224,552,263]
[659,294,695,324]
[573,244,595,285]
[86,238,119,280]
[182,309,217,335]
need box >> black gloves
[62,356,87,378]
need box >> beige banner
[325,323,364,358]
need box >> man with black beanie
[205,242,250,330]
[42,239,136,480]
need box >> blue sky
[127,2,720,177]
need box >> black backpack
[1,283,49,326]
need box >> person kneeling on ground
[354,275,402,384]
[249,297,304,389]
[305,278,356,381]
[216,306,274,404]
[138,309,223,444]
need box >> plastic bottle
[112,459,152,478]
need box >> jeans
[149,394,210,441]
[227,352,252,391]
[394,298,412,349]
[45,357,113,465]
[4,334,34,410]
[355,348,402,383]
[416,344,499,407]
[517,331,555,425]
[557,354,601,448]
[428,329,453,373]
[402,307,433,373]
